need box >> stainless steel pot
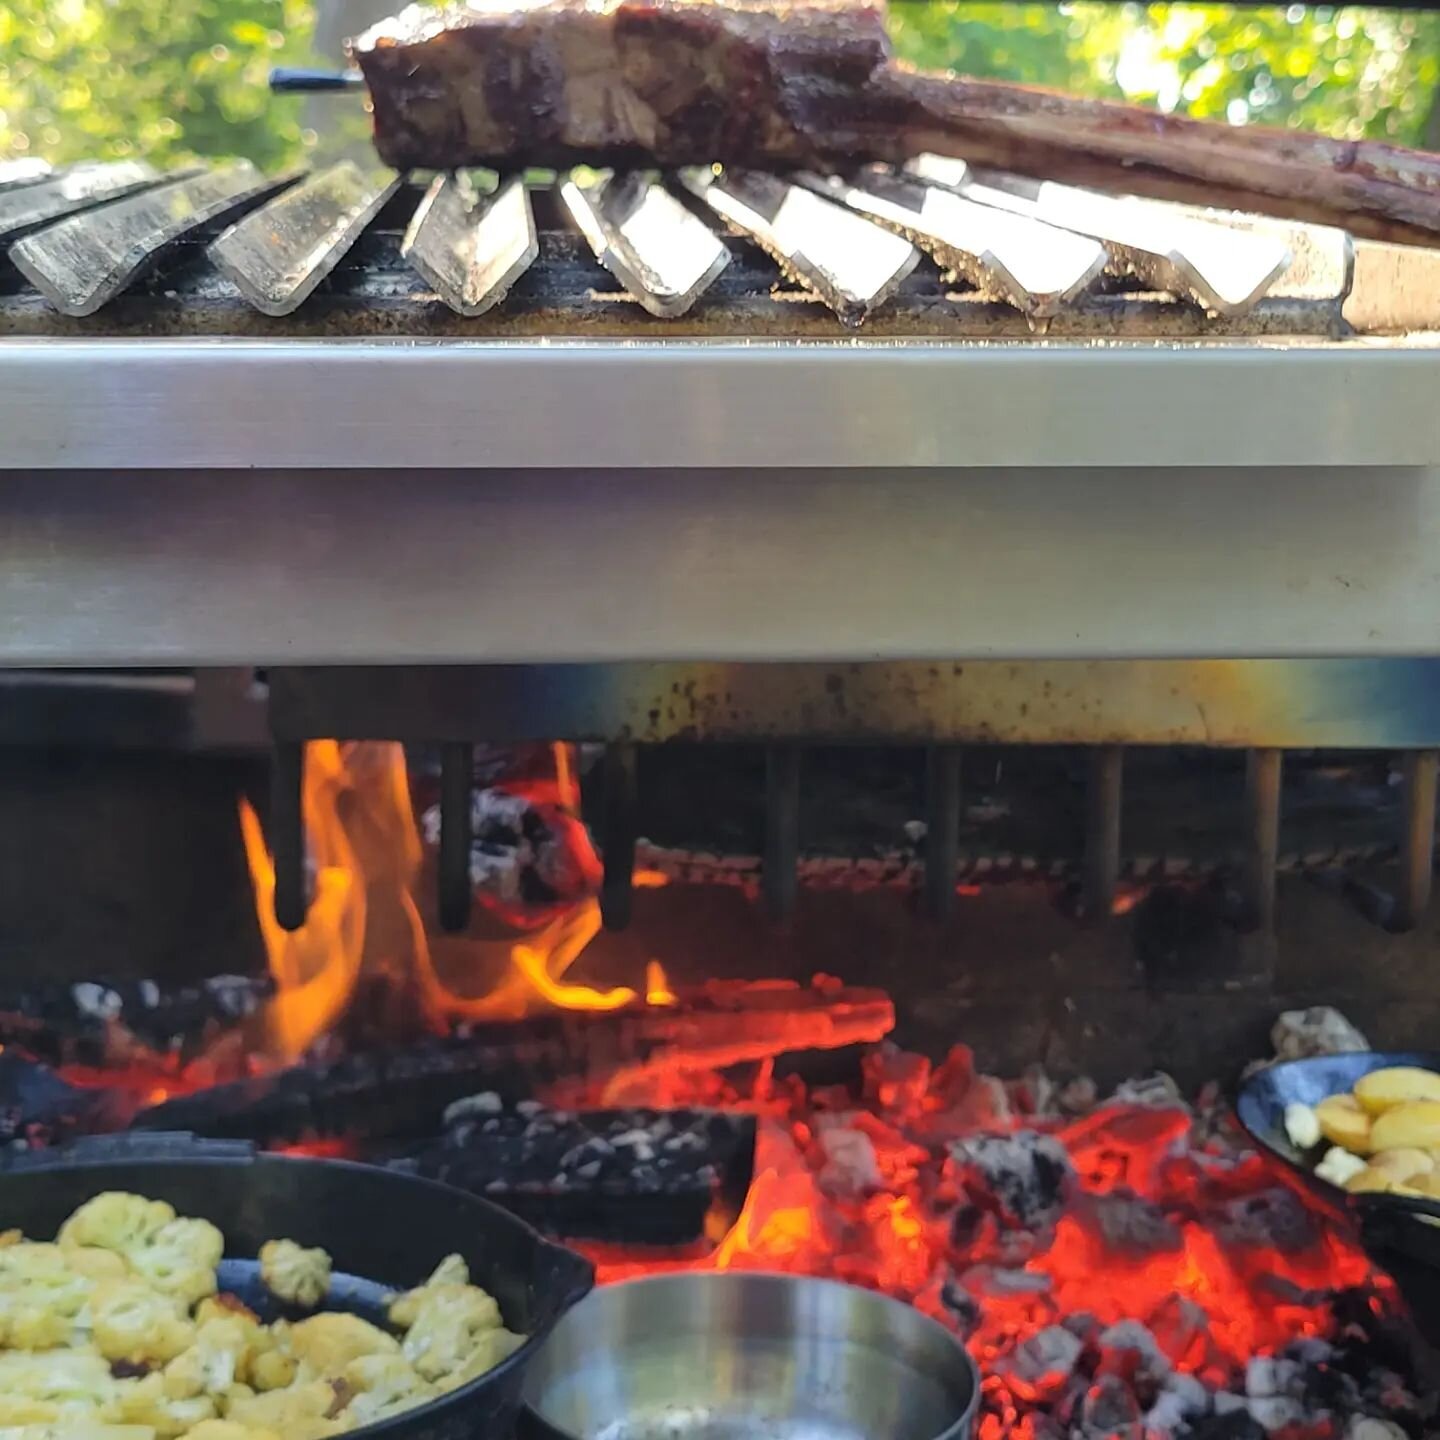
[521,1271,980,1440]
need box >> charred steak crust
[350,0,1440,245]
[350,0,894,172]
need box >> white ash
[1346,1420,1408,1440]
[1112,1072,1185,1108]
[1099,1319,1170,1383]
[1008,1324,1084,1385]
[1270,1006,1370,1062]
[71,983,122,1021]
[442,1091,504,1126]
[1244,1357,1301,1399]
[1146,1370,1210,1432]
[817,1127,883,1195]
[956,1263,1055,1300]
[204,976,265,1018]
[949,1130,1074,1228]
[1148,1295,1209,1367]
[1058,1076,1100,1115]
[1079,1372,1142,1434]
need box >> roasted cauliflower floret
[91,1278,196,1366]
[0,1347,118,1404]
[286,1313,398,1378]
[248,1346,298,1393]
[130,1217,224,1307]
[387,1254,469,1329]
[162,1317,257,1400]
[342,1353,437,1425]
[432,1327,526,1395]
[183,1302,293,1392]
[195,1295,261,1328]
[186,1421,283,1440]
[59,1193,175,1256]
[399,1287,503,1382]
[114,1371,216,1437]
[0,1242,98,1349]
[259,1239,332,1309]
[224,1379,355,1440]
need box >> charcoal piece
[1214,1187,1318,1252]
[391,1101,757,1244]
[1182,1413,1266,1440]
[0,976,274,1067]
[948,1129,1074,1228]
[0,1052,128,1146]
[1086,1190,1182,1255]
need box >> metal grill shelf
[0,171,1353,340]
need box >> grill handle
[269,67,365,94]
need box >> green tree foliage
[0,0,319,169]
[1,1,1438,170]
[890,2,1440,145]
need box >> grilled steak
[351,0,1440,245]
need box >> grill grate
[0,158,1356,338]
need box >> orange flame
[241,741,657,1058]
[645,960,678,1006]
[239,740,368,1063]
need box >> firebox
[7,29,1440,1436]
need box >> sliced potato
[1345,1165,1397,1194]
[1369,1147,1434,1183]
[1371,1100,1440,1153]
[1316,1093,1373,1154]
[1354,1066,1440,1116]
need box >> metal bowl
[521,1271,979,1440]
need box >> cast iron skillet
[0,1132,595,1440]
[1237,1051,1440,1339]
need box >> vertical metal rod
[601,743,638,931]
[1243,748,1282,934]
[1396,750,1439,931]
[1084,745,1124,919]
[924,746,962,921]
[764,745,802,922]
[438,742,473,933]
[270,740,306,932]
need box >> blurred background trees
[1,0,1438,171]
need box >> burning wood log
[0,976,274,1068]
[131,981,894,1143]
[350,0,1440,246]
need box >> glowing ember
[567,1049,1406,1437]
